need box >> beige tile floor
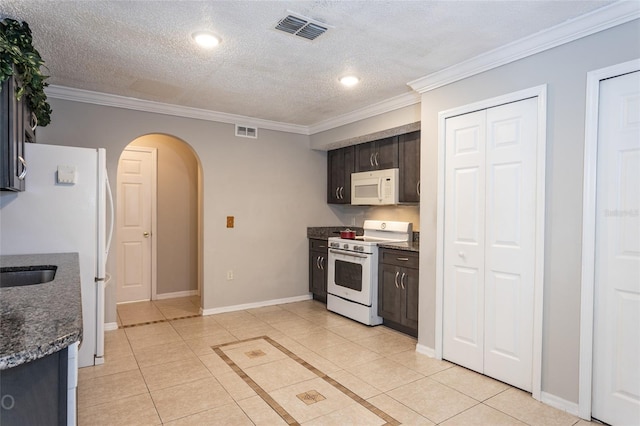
[78,297,594,425]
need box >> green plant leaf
[1,18,52,126]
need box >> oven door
[327,248,373,306]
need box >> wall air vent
[235,125,258,139]
[275,13,328,41]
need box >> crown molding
[44,85,310,135]
[408,1,640,93]
[307,91,421,134]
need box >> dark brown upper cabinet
[1,75,34,192]
[355,136,398,172]
[398,131,420,203]
[327,145,355,204]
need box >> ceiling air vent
[275,13,328,41]
[235,125,258,139]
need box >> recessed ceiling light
[192,31,220,49]
[339,75,360,87]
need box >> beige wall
[128,134,199,296]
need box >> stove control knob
[330,242,339,248]
[343,243,349,249]
[354,245,364,252]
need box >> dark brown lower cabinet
[378,248,419,337]
[309,238,328,303]
[0,347,68,426]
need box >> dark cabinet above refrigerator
[1,75,36,192]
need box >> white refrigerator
[0,143,113,368]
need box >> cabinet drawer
[379,249,418,269]
[309,238,329,252]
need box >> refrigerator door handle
[105,173,114,256]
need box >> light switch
[57,165,77,184]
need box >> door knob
[143,232,150,238]
[458,251,466,258]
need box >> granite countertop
[0,253,83,370]
[378,241,420,253]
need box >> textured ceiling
[1,1,614,127]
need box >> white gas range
[326,220,413,325]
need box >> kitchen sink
[0,265,57,288]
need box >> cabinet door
[355,137,399,172]
[378,262,402,323]
[355,142,376,172]
[342,146,354,203]
[309,240,328,302]
[327,146,354,204]
[375,136,399,170]
[0,76,26,192]
[327,149,345,203]
[401,267,419,331]
[399,131,420,203]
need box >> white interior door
[443,97,538,392]
[592,70,640,426]
[117,147,155,303]
[483,99,537,391]
[443,109,486,373]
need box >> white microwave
[351,168,399,205]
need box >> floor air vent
[235,125,258,139]
[275,14,328,41]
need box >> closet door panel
[443,110,486,373]
[483,98,537,391]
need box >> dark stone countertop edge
[378,241,420,253]
[0,253,83,370]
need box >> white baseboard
[104,322,118,331]
[201,294,313,316]
[155,290,198,300]
[416,343,436,358]
[540,391,580,417]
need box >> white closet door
[443,97,537,391]
[483,98,537,391]
[592,70,640,426]
[443,110,487,373]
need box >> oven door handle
[329,249,368,259]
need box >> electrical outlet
[226,216,234,228]
[227,270,234,280]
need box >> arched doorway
[115,134,202,323]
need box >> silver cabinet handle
[374,152,379,166]
[316,256,320,269]
[340,186,344,200]
[369,153,374,167]
[416,181,421,196]
[321,256,325,270]
[397,257,409,261]
[394,271,399,289]
[335,187,340,199]
[17,156,27,180]
[30,112,38,132]
[400,272,406,289]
